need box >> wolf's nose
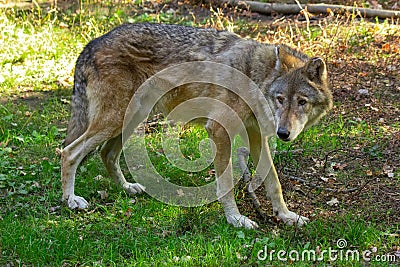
[277,127,290,140]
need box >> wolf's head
[267,46,333,141]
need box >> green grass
[1,3,399,266]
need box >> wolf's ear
[305,57,328,85]
[275,46,305,71]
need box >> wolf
[61,23,332,229]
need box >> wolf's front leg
[250,134,308,226]
[265,163,309,226]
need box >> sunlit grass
[0,3,399,266]
[0,14,82,95]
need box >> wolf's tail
[63,63,89,147]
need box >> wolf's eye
[298,99,307,106]
[277,96,284,104]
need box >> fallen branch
[237,147,265,216]
[222,1,400,19]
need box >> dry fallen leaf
[320,177,329,182]
[49,206,60,212]
[383,165,395,178]
[327,198,339,206]
[381,43,391,53]
[97,190,108,200]
[94,175,105,181]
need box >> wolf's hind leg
[100,134,145,195]
[62,129,115,209]
[207,122,258,229]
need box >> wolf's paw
[226,214,259,229]
[123,182,146,195]
[67,195,89,210]
[277,210,309,226]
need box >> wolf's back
[63,23,251,146]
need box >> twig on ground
[237,147,265,217]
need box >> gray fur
[62,23,332,229]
